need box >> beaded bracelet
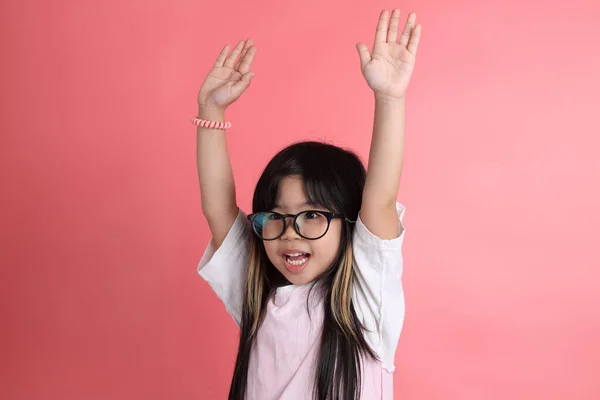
[191,117,231,130]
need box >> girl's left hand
[356,9,422,101]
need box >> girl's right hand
[197,39,257,111]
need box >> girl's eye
[305,212,318,219]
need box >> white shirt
[198,202,407,399]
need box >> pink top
[198,202,407,399]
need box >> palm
[197,39,257,109]
[362,42,416,98]
[356,9,421,100]
[200,66,244,107]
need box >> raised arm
[196,39,257,249]
[196,106,238,249]
[355,9,421,239]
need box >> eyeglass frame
[247,210,356,241]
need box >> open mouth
[283,252,311,272]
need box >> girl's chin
[286,276,313,286]
[278,267,315,286]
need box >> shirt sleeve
[197,208,253,328]
[351,201,406,372]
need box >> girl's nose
[280,216,300,239]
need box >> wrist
[374,93,406,105]
[197,105,226,121]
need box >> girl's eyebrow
[273,201,317,209]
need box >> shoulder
[354,201,406,255]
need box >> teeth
[286,256,308,266]
[285,252,305,257]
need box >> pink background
[2,0,599,399]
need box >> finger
[387,9,401,43]
[407,24,422,55]
[233,49,247,71]
[231,71,255,97]
[356,43,371,70]
[234,38,253,70]
[399,12,417,47]
[373,9,389,47]
[224,40,245,68]
[213,44,230,68]
[236,45,257,75]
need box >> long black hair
[228,140,378,400]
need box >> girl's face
[263,175,342,286]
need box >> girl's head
[230,141,377,400]
[250,140,366,286]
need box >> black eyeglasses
[247,210,355,240]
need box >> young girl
[194,9,421,400]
